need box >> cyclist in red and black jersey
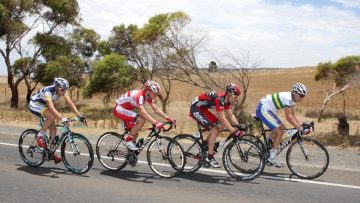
[189,83,244,168]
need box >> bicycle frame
[117,122,174,155]
[254,120,314,156]
[195,124,240,157]
[39,118,83,158]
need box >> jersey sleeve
[44,91,53,101]
[224,103,231,110]
[283,93,294,107]
[215,97,225,111]
[137,95,145,105]
[146,97,153,104]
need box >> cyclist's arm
[225,109,239,126]
[64,94,81,117]
[284,107,302,130]
[149,102,169,120]
[217,110,237,133]
[45,99,63,120]
[138,104,157,125]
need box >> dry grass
[1,67,360,146]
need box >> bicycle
[174,124,265,181]
[244,114,329,179]
[96,122,185,178]
[18,117,94,175]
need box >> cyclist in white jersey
[255,83,309,167]
[29,78,83,164]
[113,80,176,150]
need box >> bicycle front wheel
[286,137,329,179]
[61,133,94,175]
[173,134,203,174]
[18,129,45,167]
[223,139,265,181]
[96,132,128,171]
[147,136,185,178]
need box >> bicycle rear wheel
[223,139,265,181]
[18,129,45,167]
[61,133,94,175]
[286,137,329,179]
[147,136,185,178]
[96,132,128,171]
[173,134,203,174]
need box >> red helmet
[225,83,241,96]
[144,80,160,93]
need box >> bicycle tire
[223,139,265,181]
[96,132,128,171]
[173,134,203,174]
[18,129,45,167]
[286,137,329,179]
[147,136,185,178]
[61,133,94,175]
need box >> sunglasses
[231,95,238,99]
[58,88,66,92]
[298,93,305,98]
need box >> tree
[315,55,360,121]
[82,53,137,101]
[69,27,100,72]
[0,0,80,108]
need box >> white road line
[2,141,360,190]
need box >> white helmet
[292,83,307,96]
[144,80,160,93]
[54,78,69,89]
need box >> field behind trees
[1,66,360,146]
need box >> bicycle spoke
[286,137,329,179]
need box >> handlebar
[145,121,175,132]
[302,121,315,132]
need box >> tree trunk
[10,85,19,108]
[317,83,350,122]
[317,96,331,122]
[26,89,32,105]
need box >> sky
[1,0,360,75]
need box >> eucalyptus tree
[315,55,360,121]
[0,0,80,108]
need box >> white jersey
[115,90,153,110]
[259,92,294,113]
[30,85,68,104]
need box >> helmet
[53,78,69,90]
[225,83,241,96]
[292,83,307,96]
[144,80,160,93]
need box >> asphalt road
[0,128,359,203]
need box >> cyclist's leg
[113,105,140,150]
[129,116,145,140]
[29,101,55,145]
[190,105,221,167]
[256,103,284,166]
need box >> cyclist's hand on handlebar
[166,117,176,125]
[78,115,87,125]
[231,130,245,137]
[154,122,164,130]
[300,128,311,135]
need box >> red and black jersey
[192,91,230,112]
